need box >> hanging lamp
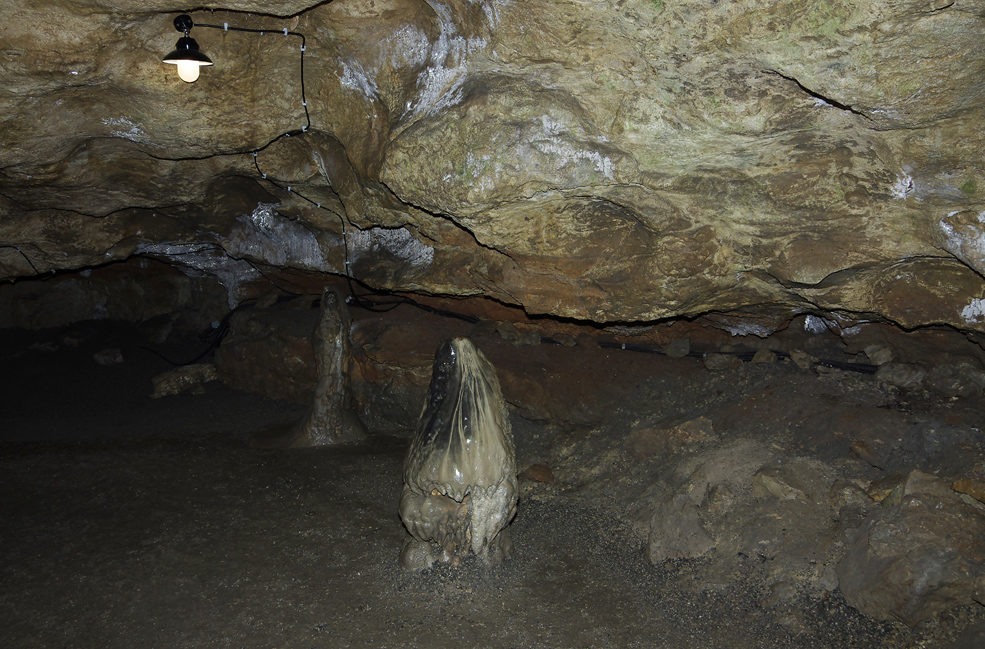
[162,14,213,83]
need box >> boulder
[647,494,716,563]
[837,493,985,626]
[626,416,716,461]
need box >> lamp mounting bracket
[173,14,194,33]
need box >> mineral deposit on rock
[399,338,518,570]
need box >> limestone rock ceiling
[2,0,985,331]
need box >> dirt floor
[2,316,983,649]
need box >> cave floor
[1,318,983,649]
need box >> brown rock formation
[3,0,985,332]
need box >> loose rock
[876,363,928,391]
[750,348,776,364]
[863,345,893,366]
[663,338,691,358]
[837,493,985,626]
[866,474,905,503]
[626,416,716,461]
[523,463,555,484]
[789,350,817,370]
[953,478,985,505]
[703,353,741,371]
[751,458,832,502]
[925,363,985,399]
[93,348,123,365]
[552,333,577,347]
[647,494,716,563]
[497,322,541,346]
[150,363,218,398]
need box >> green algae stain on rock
[960,178,978,198]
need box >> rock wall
[0,258,226,330]
[3,0,985,332]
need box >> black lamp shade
[163,36,213,82]
[163,37,213,65]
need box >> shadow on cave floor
[1,318,983,649]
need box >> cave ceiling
[3,0,985,332]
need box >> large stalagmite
[399,337,517,570]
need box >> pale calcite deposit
[399,337,517,570]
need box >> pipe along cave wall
[3,0,985,647]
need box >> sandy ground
[1,319,982,648]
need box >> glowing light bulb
[176,60,202,83]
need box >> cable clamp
[260,30,264,36]
[262,173,267,179]
[302,100,307,106]
[252,151,257,158]
[300,45,306,52]
[317,203,321,208]
[622,343,626,350]
[302,125,308,132]
[283,28,288,36]
[223,23,228,31]
[287,186,291,192]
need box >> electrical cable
[6,16,855,377]
[193,21,310,134]
[192,15,431,316]
[250,150,421,314]
[193,15,424,315]
[141,298,257,366]
[241,257,307,296]
[194,17,332,281]
[1,244,40,275]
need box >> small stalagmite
[399,337,518,571]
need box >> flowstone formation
[399,338,517,571]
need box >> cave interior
[3,1,985,647]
